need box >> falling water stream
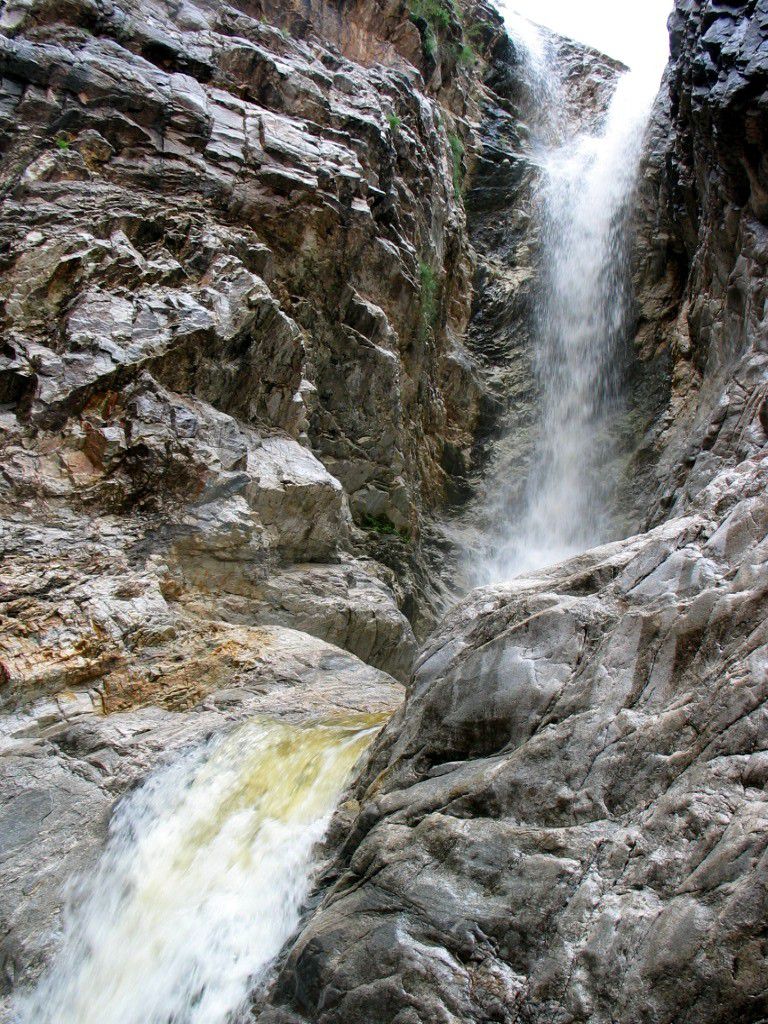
[16,716,381,1024]
[13,16,663,1024]
[479,17,660,581]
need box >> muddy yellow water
[16,715,384,1024]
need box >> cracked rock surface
[1,0,768,1021]
[257,455,768,1024]
[254,4,768,1022]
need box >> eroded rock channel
[0,1,767,1022]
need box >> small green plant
[55,136,70,151]
[387,112,402,132]
[448,132,465,201]
[408,0,455,62]
[361,513,409,541]
[410,0,452,30]
[466,21,488,46]
[422,23,438,60]
[408,0,484,69]
[454,41,476,67]
[418,260,439,341]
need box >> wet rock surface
[626,0,768,532]
[252,6,768,1023]
[258,453,768,1024]
[1,0,767,1020]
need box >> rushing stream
[15,717,380,1024]
[478,16,660,581]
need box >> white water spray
[15,716,380,1024]
[478,15,660,581]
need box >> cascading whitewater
[478,18,660,581]
[14,716,380,1024]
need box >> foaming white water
[502,12,563,140]
[15,716,380,1024]
[504,10,547,68]
[477,19,659,582]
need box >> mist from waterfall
[475,16,660,583]
[14,717,380,1024]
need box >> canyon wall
[626,0,768,529]
[0,0,543,1001]
[0,0,495,997]
[0,0,766,1021]
[255,3,768,1022]
[0,0,485,707]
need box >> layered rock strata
[255,4,768,1022]
[0,0,504,999]
[0,0,497,705]
[627,0,768,530]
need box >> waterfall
[14,716,380,1024]
[477,16,660,582]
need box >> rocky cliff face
[0,0,500,998]
[253,4,768,1023]
[0,0,502,717]
[626,0,768,530]
[1,0,767,1020]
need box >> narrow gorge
[0,1,766,1023]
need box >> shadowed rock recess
[0,0,766,1021]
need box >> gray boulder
[257,454,768,1024]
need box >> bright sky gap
[498,0,673,80]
